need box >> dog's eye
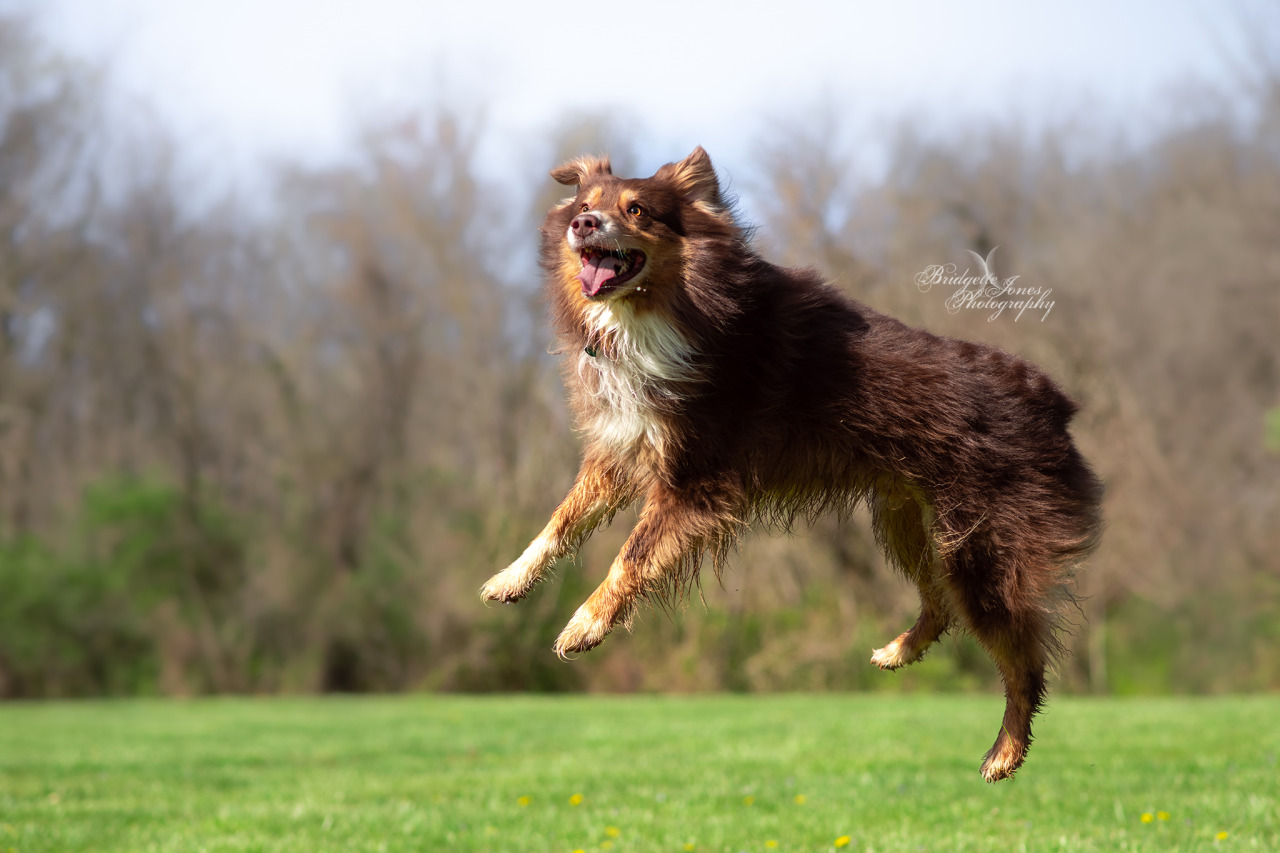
[627,203,644,217]
[580,203,589,213]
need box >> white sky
[14,0,1250,185]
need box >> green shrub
[0,475,249,697]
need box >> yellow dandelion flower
[605,826,620,838]
[683,844,696,851]
[601,842,614,851]
[1157,811,1170,821]
[573,850,585,853]
[835,836,851,848]
[765,841,779,849]
[743,795,755,806]
[794,794,807,805]
[517,796,530,807]
[1141,813,1154,824]
[569,793,584,806]
[1217,831,1229,841]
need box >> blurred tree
[0,15,104,537]
[1,8,1277,697]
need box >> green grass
[1,694,1277,852]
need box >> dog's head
[542,147,730,304]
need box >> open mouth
[577,247,647,298]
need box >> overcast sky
[13,0,1254,185]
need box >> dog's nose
[570,213,600,237]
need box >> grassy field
[0,693,1276,852]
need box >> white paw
[481,537,554,602]
[980,741,1026,783]
[870,637,913,670]
[480,564,539,603]
[553,604,612,657]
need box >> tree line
[0,13,1277,697]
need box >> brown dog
[482,147,1103,781]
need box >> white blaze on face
[565,209,614,251]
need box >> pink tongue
[578,254,623,296]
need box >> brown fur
[482,147,1103,782]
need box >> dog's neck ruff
[579,301,700,384]
[576,301,700,454]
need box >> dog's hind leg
[947,540,1057,782]
[869,492,951,670]
[979,642,1048,783]
[482,457,633,603]
[554,483,737,657]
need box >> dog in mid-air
[481,147,1103,782]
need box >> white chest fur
[576,302,699,454]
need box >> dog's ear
[550,155,613,187]
[655,146,722,206]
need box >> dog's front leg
[481,459,632,603]
[554,485,734,657]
